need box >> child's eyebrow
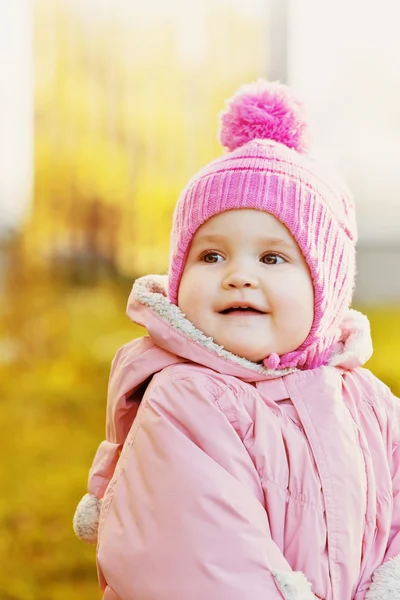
[260,237,294,249]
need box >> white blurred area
[289,0,400,243]
[288,0,400,303]
[0,1,33,232]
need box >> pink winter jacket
[74,275,400,600]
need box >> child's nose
[222,269,259,290]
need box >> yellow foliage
[28,0,271,279]
[0,275,145,599]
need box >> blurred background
[0,0,399,598]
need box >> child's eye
[260,253,286,265]
[201,252,224,263]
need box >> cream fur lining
[272,570,319,599]
[131,274,371,375]
[133,274,295,377]
[329,308,373,369]
[365,555,400,599]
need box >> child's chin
[224,342,268,363]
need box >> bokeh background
[0,1,399,598]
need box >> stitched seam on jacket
[212,384,253,439]
[357,393,400,448]
[260,474,322,509]
[211,384,316,508]
[98,394,153,538]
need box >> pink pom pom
[219,79,308,153]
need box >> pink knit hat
[168,80,357,371]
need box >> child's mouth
[220,307,265,315]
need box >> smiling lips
[219,304,267,315]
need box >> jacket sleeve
[96,370,319,600]
[366,395,400,599]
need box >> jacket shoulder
[344,367,400,442]
[145,363,264,443]
[344,367,398,403]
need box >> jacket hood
[127,274,373,382]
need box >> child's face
[178,209,314,363]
